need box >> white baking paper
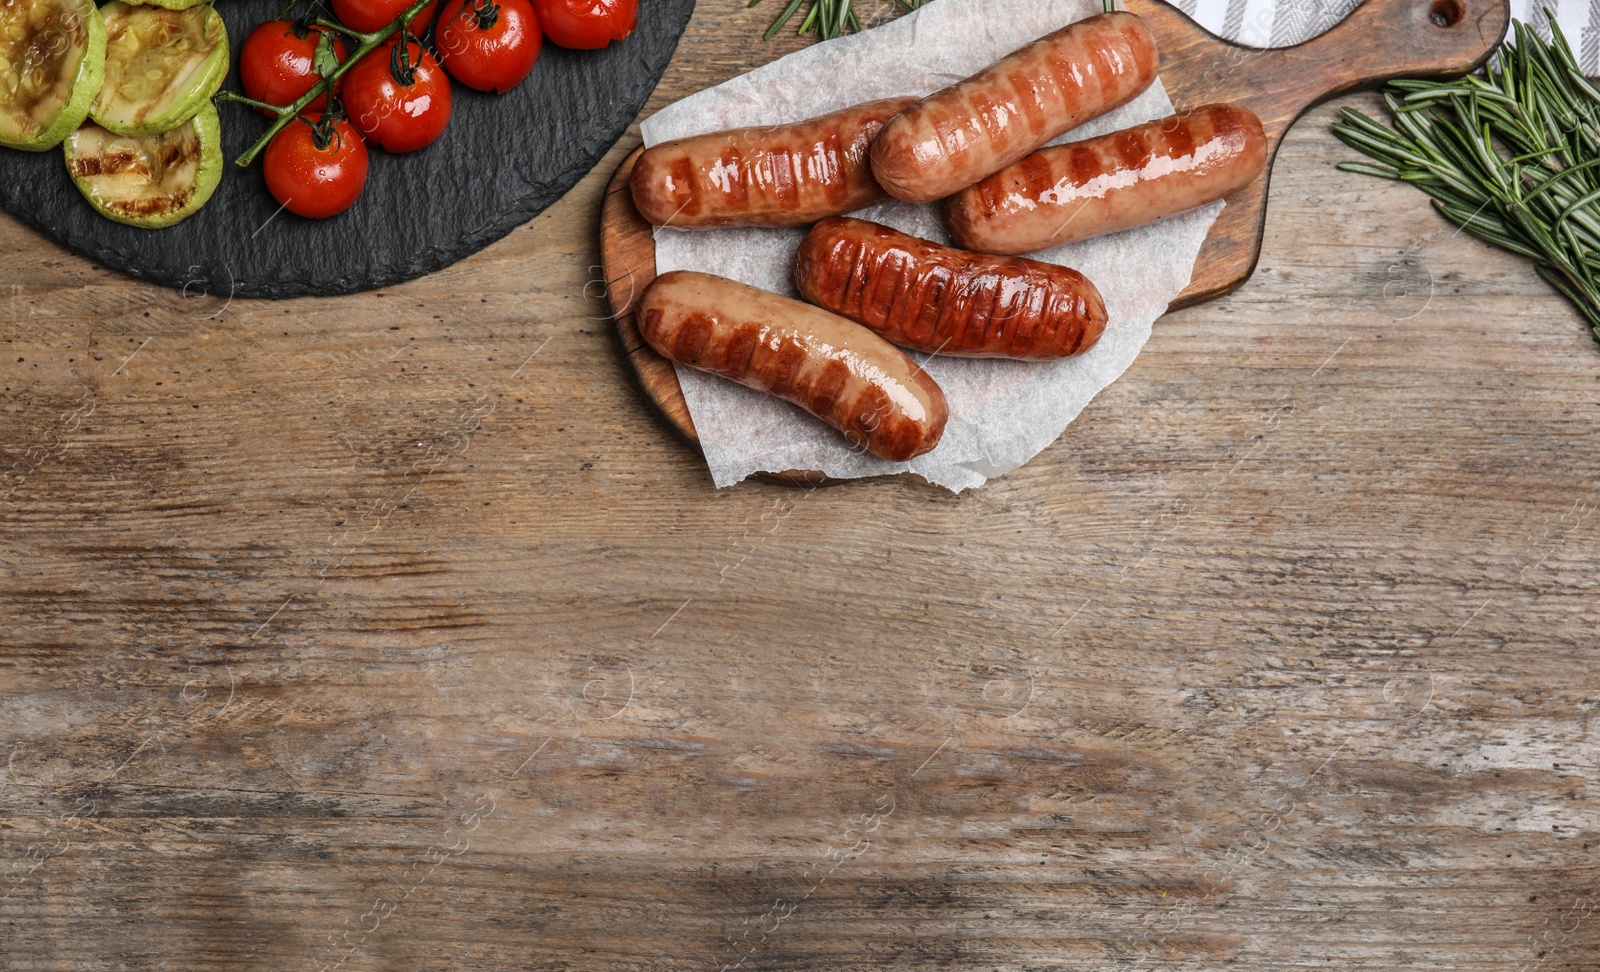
[639,0,1223,492]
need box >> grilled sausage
[630,96,919,230]
[637,271,948,462]
[948,103,1268,255]
[869,11,1159,204]
[795,217,1107,360]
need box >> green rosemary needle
[748,0,922,40]
[1333,16,1600,341]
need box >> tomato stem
[307,110,346,152]
[217,92,290,114]
[309,17,373,42]
[224,0,437,167]
[388,34,420,86]
[472,0,500,30]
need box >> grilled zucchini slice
[64,100,221,228]
[90,0,227,137]
[0,0,107,150]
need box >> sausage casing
[795,217,1107,360]
[948,103,1269,256]
[637,271,948,462]
[869,11,1159,204]
[630,96,918,230]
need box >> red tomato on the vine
[240,21,347,116]
[531,0,635,49]
[262,115,370,219]
[330,0,441,36]
[437,0,541,94]
[342,37,453,153]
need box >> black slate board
[0,0,694,298]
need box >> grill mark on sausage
[1208,105,1243,145]
[727,320,762,381]
[948,103,1268,254]
[766,333,810,401]
[930,101,967,162]
[638,271,948,462]
[631,96,916,229]
[1162,114,1196,162]
[870,12,1158,203]
[667,310,714,368]
[1091,21,1129,110]
[968,88,1007,153]
[1010,62,1051,142]
[769,146,796,210]
[1126,19,1159,83]
[918,261,949,347]
[1064,145,1104,194]
[1110,127,1153,171]
[797,217,1106,360]
[666,156,696,218]
[971,265,1006,353]
[809,358,853,430]
[818,131,845,208]
[1043,50,1085,131]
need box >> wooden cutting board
[599,0,1511,471]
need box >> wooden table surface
[3,3,1598,969]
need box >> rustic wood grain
[602,0,1512,478]
[3,2,1599,970]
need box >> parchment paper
[639,0,1223,492]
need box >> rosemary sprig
[1333,15,1600,341]
[748,0,922,40]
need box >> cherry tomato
[531,0,635,49]
[262,115,369,219]
[342,37,453,153]
[437,0,541,94]
[330,0,441,36]
[240,21,347,117]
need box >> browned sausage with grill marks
[794,217,1107,360]
[630,96,919,230]
[636,271,948,462]
[869,11,1159,204]
[948,103,1269,256]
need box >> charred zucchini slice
[0,0,107,151]
[90,0,226,137]
[64,100,221,228]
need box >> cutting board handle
[1253,0,1510,105]
[1121,0,1509,308]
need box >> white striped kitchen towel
[1189,0,1588,64]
